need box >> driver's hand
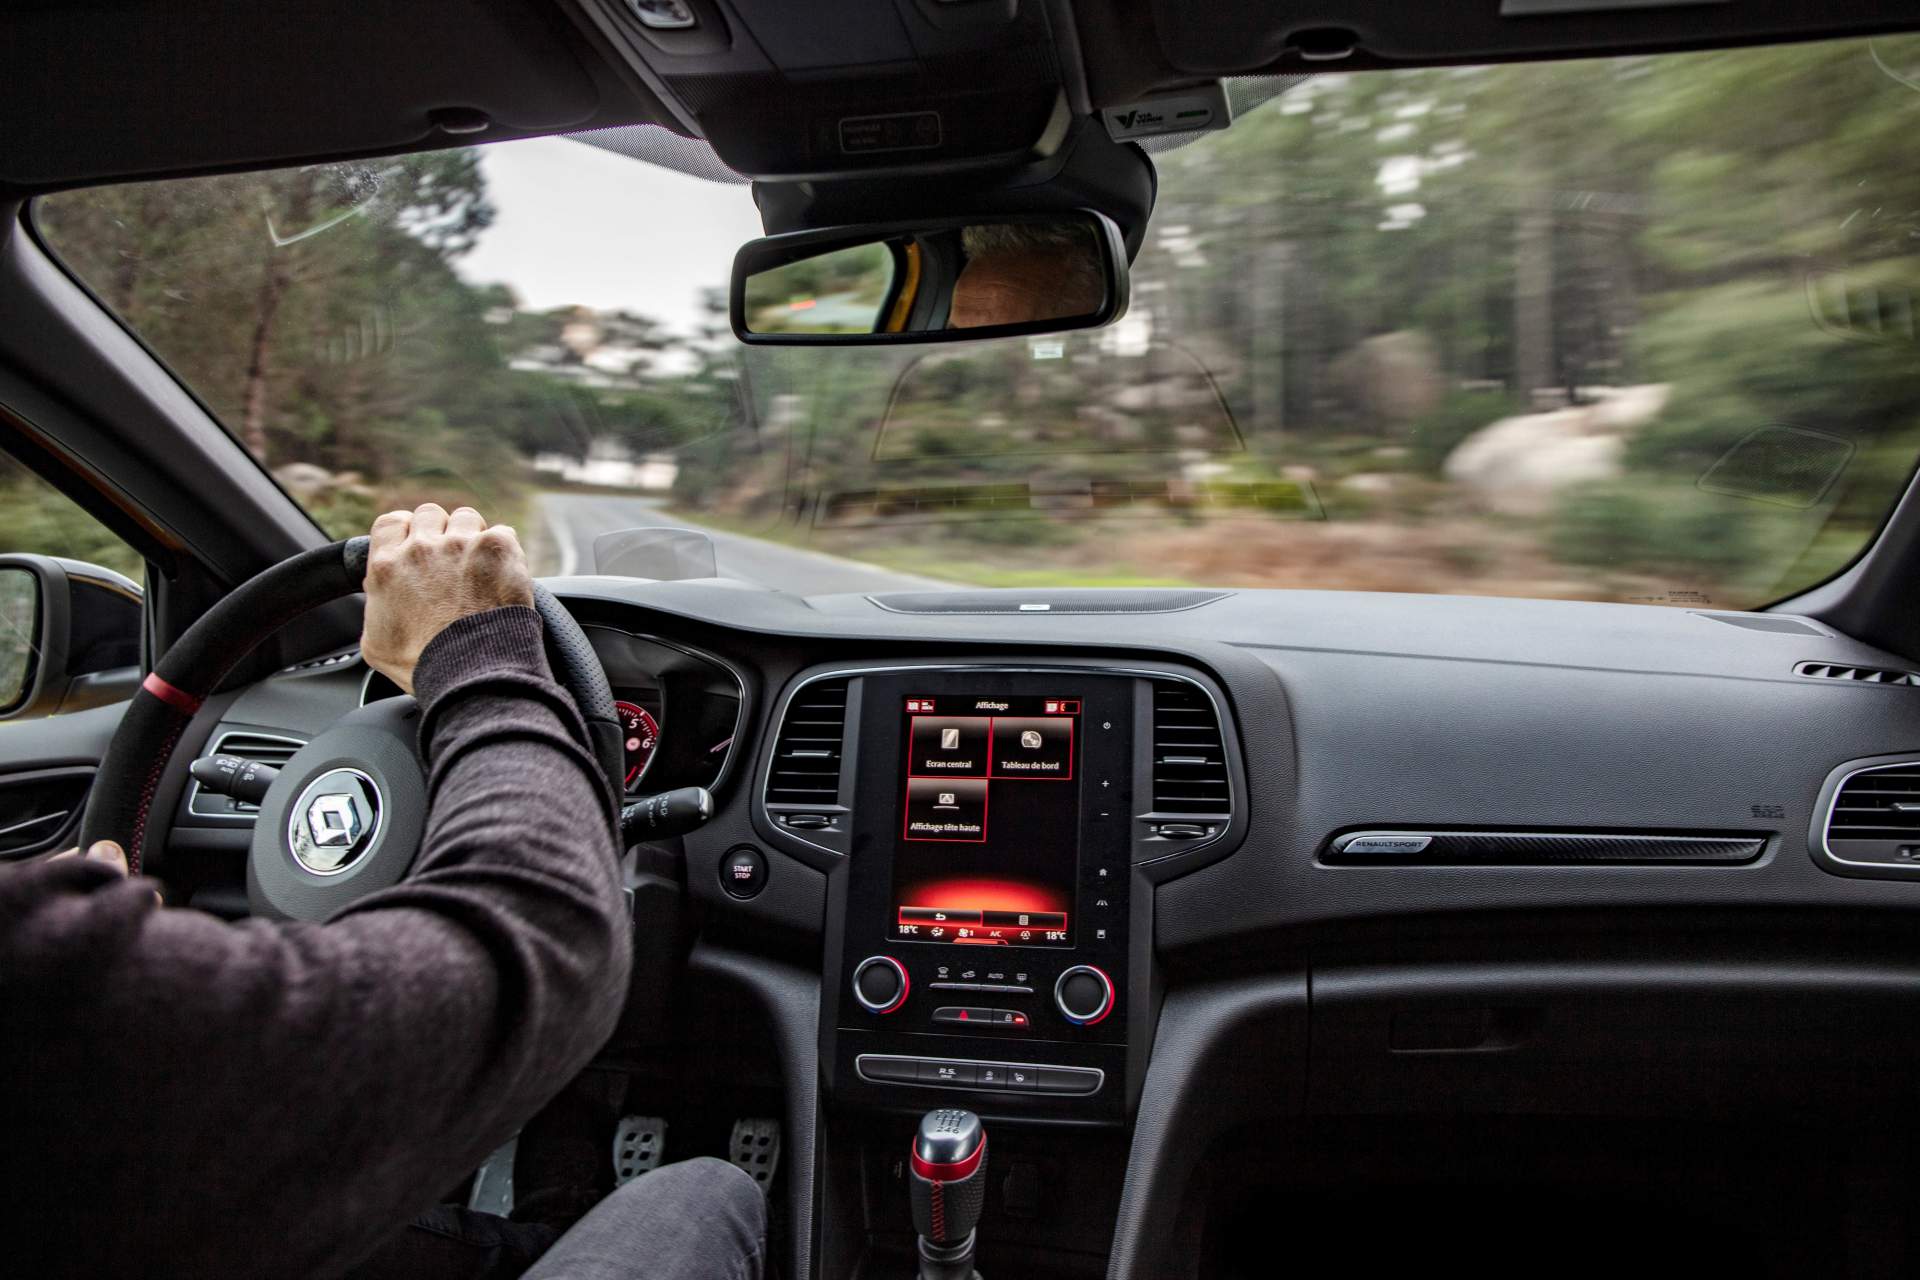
[51,839,161,902]
[51,840,130,875]
[360,504,534,694]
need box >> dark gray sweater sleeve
[0,606,630,1279]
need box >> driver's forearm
[1,606,632,1280]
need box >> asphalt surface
[536,491,953,595]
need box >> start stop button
[720,845,768,900]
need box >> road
[536,491,954,594]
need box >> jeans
[525,1158,766,1280]
[352,1157,765,1280]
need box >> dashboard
[581,624,744,798]
[350,623,745,802]
[162,577,1920,1280]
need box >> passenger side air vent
[1826,764,1920,858]
[1796,661,1920,686]
[1149,679,1232,817]
[188,730,305,819]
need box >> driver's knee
[523,1156,765,1279]
[646,1156,766,1252]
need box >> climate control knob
[852,956,910,1015]
[1054,965,1115,1026]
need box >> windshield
[33,34,1920,607]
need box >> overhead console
[562,0,1078,179]
[753,660,1245,1121]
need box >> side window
[0,453,145,718]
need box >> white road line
[544,498,579,577]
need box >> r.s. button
[719,845,767,900]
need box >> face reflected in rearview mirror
[731,211,1128,346]
[947,221,1108,330]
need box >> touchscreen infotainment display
[892,693,1080,948]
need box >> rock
[272,462,335,502]
[1443,384,1668,516]
[1590,383,1670,431]
[1340,472,1397,496]
[1331,331,1443,426]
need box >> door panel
[0,699,122,858]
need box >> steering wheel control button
[286,769,382,876]
[189,753,280,806]
[1054,965,1115,1026]
[719,845,767,899]
[852,955,910,1014]
[1038,1067,1103,1096]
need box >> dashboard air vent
[1150,679,1231,816]
[766,678,849,806]
[1796,661,1920,686]
[189,731,305,818]
[1826,765,1920,857]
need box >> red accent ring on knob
[852,955,910,1015]
[1055,964,1114,1026]
[911,1134,986,1183]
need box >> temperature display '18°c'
[613,700,660,788]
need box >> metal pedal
[729,1117,781,1193]
[612,1115,666,1187]
[468,1135,517,1216]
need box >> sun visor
[1,0,631,190]
[1144,0,1920,76]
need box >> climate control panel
[846,953,1123,1038]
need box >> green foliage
[1407,390,1523,475]
[1550,481,1756,578]
[0,568,35,705]
[0,458,144,581]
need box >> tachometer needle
[709,735,734,754]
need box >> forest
[14,33,1920,609]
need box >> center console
[838,669,1133,1118]
[749,658,1242,1278]
[760,661,1241,1125]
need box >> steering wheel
[78,537,627,920]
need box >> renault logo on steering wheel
[307,793,363,847]
[287,769,382,876]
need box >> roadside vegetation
[18,33,1920,608]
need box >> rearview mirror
[730,211,1128,345]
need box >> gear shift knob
[910,1109,987,1280]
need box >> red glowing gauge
[614,701,660,788]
